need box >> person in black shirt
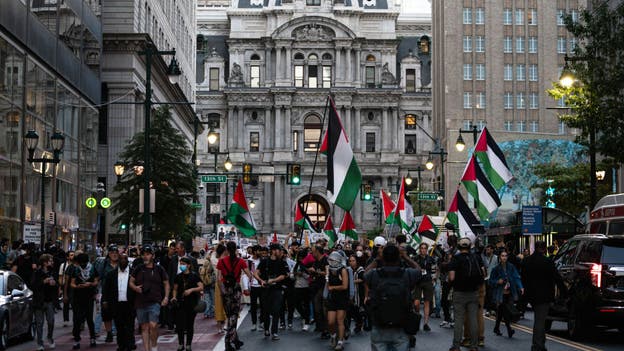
[307,245,329,337]
[414,243,436,332]
[70,253,99,349]
[31,254,58,350]
[171,257,203,351]
[254,244,289,340]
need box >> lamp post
[426,145,448,212]
[455,124,480,152]
[24,129,65,249]
[138,46,181,244]
[405,166,425,215]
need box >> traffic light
[361,183,372,201]
[243,163,252,184]
[120,223,127,231]
[287,163,301,185]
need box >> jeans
[176,304,197,346]
[203,285,215,317]
[72,298,96,342]
[63,297,72,323]
[35,302,55,346]
[433,280,442,316]
[495,294,513,331]
[441,281,452,322]
[280,284,296,326]
[452,290,479,349]
[312,288,327,332]
[532,303,550,351]
[293,287,310,324]
[463,283,485,341]
[113,301,135,351]
[370,326,410,351]
[261,288,283,335]
[249,286,263,325]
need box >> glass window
[307,0,321,5]
[517,120,526,132]
[322,66,332,88]
[477,120,487,129]
[476,92,486,109]
[475,64,485,80]
[366,132,376,152]
[570,38,577,52]
[463,8,472,24]
[475,36,485,52]
[463,64,472,80]
[365,67,375,88]
[304,115,322,151]
[530,120,539,132]
[463,36,472,52]
[528,9,537,25]
[504,64,513,81]
[7,274,24,292]
[557,9,565,26]
[298,195,328,228]
[463,92,472,109]
[515,9,524,25]
[293,131,298,152]
[516,64,526,81]
[503,9,513,25]
[209,68,219,91]
[405,114,417,129]
[308,65,318,88]
[504,121,512,131]
[571,10,579,23]
[517,92,526,108]
[463,120,472,130]
[557,37,567,53]
[406,69,416,92]
[529,93,539,109]
[516,37,525,53]
[295,65,304,87]
[475,8,485,24]
[504,92,513,109]
[503,37,512,53]
[559,120,566,134]
[250,132,259,152]
[529,64,538,81]
[528,37,538,53]
[405,135,417,154]
[250,65,260,88]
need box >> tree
[111,106,198,242]
[548,4,624,164]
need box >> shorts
[136,303,160,324]
[326,291,349,311]
[413,280,434,302]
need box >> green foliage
[111,106,197,241]
[547,4,624,163]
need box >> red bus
[589,193,624,235]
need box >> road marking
[484,316,602,351]
[214,305,249,350]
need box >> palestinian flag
[448,191,480,240]
[320,97,362,211]
[461,155,502,220]
[475,127,513,190]
[295,204,317,232]
[340,211,358,240]
[416,215,439,245]
[227,179,257,237]
[381,190,397,224]
[391,177,415,232]
[324,215,338,248]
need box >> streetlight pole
[455,124,480,152]
[138,46,181,244]
[24,130,65,249]
[427,146,448,212]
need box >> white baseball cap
[374,236,387,247]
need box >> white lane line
[214,305,250,350]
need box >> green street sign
[201,175,227,183]
[190,202,203,209]
[86,197,97,208]
[100,197,112,209]
[416,192,440,201]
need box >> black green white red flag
[391,177,415,232]
[416,215,439,246]
[461,155,502,220]
[381,190,397,224]
[323,215,338,248]
[227,179,257,237]
[294,204,316,232]
[475,127,513,190]
[339,211,358,240]
[320,97,362,211]
[447,191,480,240]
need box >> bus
[589,193,624,235]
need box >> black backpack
[222,258,240,288]
[371,267,411,328]
[456,253,484,290]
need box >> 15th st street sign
[201,175,227,183]
[407,191,440,201]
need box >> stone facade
[196,0,434,236]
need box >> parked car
[547,234,624,339]
[0,270,34,349]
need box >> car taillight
[590,263,602,288]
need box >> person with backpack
[31,254,58,351]
[325,252,350,351]
[199,254,216,319]
[489,250,524,338]
[217,242,252,351]
[171,257,204,351]
[253,243,289,341]
[364,244,421,351]
[448,237,485,351]
[414,242,436,332]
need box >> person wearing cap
[171,257,204,351]
[254,243,290,341]
[129,245,170,351]
[279,246,297,330]
[94,244,120,343]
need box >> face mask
[179,265,188,272]
[356,251,363,258]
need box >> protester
[171,257,204,351]
[481,245,499,316]
[306,245,329,338]
[325,251,349,350]
[70,253,99,349]
[489,250,523,338]
[199,252,216,319]
[59,251,75,327]
[245,245,263,331]
[292,249,311,331]
[438,250,454,329]
[414,243,436,332]
[522,241,566,351]
[348,254,365,333]
[280,246,297,330]
[94,244,120,342]
[129,245,170,351]
[448,237,485,351]
[31,254,58,351]
[254,243,290,341]
[102,254,136,351]
[213,244,227,333]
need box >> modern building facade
[99,0,197,243]
[196,0,434,236]
[0,0,101,247]
[432,0,587,212]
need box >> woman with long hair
[489,250,524,338]
[326,251,349,351]
[217,242,252,351]
[348,254,365,333]
[171,257,203,351]
[292,249,311,331]
[213,244,227,333]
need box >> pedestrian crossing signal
[361,184,372,201]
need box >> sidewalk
[9,310,225,351]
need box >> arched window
[250,53,260,87]
[297,195,329,230]
[304,115,322,151]
[308,53,318,61]
[366,54,376,62]
[308,54,318,87]
[322,53,333,60]
[294,52,305,60]
[250,54,260,60]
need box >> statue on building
[381,62,396,84]
[294,24,331,41]
[229,63,244,85]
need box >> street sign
[522,206,543,235]
[190,202,203,209]
[201,175,227,183]
[86,197,97,208]
[100,197,112,209]
[416,192,439,201]
[23,224,41,244]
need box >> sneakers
[37,346,44,351]
[460,339,471,347]
[90,338,97,348]
[330,334,337,348]
[251,324,257,332]
[439,321,451,328]
[334,340,344,351]
[423,323,431,332]
[320,332,331,339]
[264,330,270,338]
[287,324,293,330]
[73,343,80,350]
[48,339,56,349]
[105,332,114,343]
[279,323,286,330]
[271,334,280,341]
[302,324,309,332]
[177,346,184,351]
[185,345,192,351]
[478,338,485,347]
[233,340,244,350]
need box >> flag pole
[299,96,331,245]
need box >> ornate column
[335,46,342,84]
[382,108,389,151]
[265,45,273,86]
[344,107,352,142]
[346,48,352,84]
[265,107,273,149]
[264,181,272,227]
[275,106,283,149]
[274,177,283,226]
[237,108,244,150]
[354,107,361,151]
[391,107,398,151]
[285,108,292,151]
[285,46,292,81]
[227,107,235,150]
[355,48,362,85]
[275,46,283,81]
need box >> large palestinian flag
[227,179,257,237]
[381,190,397,224]
[339,211,358,240]
[416,215,439,246]
[475,127,513,190]
[324,215,338,248]
[294,204,317,232]
[391,177,415,232]
[320,97,362,211]
[447,191,480,241]
[461,155,502,220]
